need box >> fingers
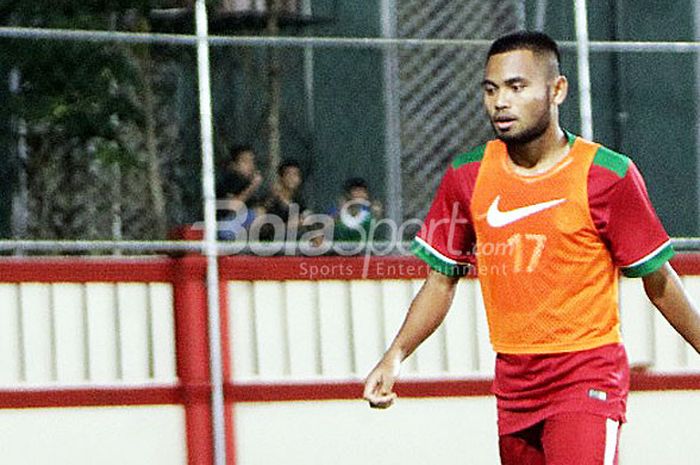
[368,392,397,409]
[363,372,397,409]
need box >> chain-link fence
[397,0,524,222]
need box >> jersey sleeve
[594,161,674,277]
[410,166,476,277]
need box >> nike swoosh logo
[486,195,567,228]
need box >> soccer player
[363,31,700,465]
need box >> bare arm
[363,270,460,408]
[643,262,700,353]
[233,172,263,203]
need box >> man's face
[482,49,556,144]
[348,186,369,201]
[281,166,302,190]
[233,151,256,177]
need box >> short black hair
[487,31,561,74]
[229,145,255,163]
[278,159,302,177]
[343,177,368,193]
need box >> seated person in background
[330,177,383,242]
[216,145,264,239]
[264,159,310,230]
[244,159,311,242]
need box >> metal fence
[397,0,523,222]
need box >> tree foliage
[1,1,186,240]
[3,1,152,164]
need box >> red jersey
[412,132,673,433]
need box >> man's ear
[552,75,568,105]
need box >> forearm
[644,263,700,353]
[364,270,460,408]
[235,185,256,203]
[383,270,459,362]
[234,174,263,204]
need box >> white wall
[0,405,187,465]
[622,391,700,465]
[235,397,499,465]
[234,391,700,465]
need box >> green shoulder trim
[410,238,470,278]
[452,144,486,169]
[593,146,631,178]
[621,243,675,278]
[564,130,576,146]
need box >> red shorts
[499,412,621,465]
[493,343,630,435]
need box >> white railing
[0,282,176,386]
[0,262,698,389]
[228,275,700,383]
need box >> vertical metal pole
[111,163,123,256]
[266,0,282,177]
[302,0,315,136]
[695,0,700,233]
[514,0,526,29]
[574,0,594,139]
[9,68,28,252]
[194,2,227,465]
[380,0,403,226]
[534,0,548,31]
[609,0,626,150]
[12,118,28,241]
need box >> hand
[250,172,263,191]
[363,355,401,409]
[225,198,246,212]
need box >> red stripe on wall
[0,257,176,283]
[0,372,698,410]
[0,252,698,283]
[630,372,700,391]
[669,254,700,275]
[227,381,365,402]
[0,385,182,409]
[224,372,700,403]
[219,255,433,281]
[219,253,700,281]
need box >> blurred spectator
[330,177,383,241]
[217,145,263,203]
[216,145,264,239]
[264,159,310,229]
[244,159,310,242]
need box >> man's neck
[506,125,569,171]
